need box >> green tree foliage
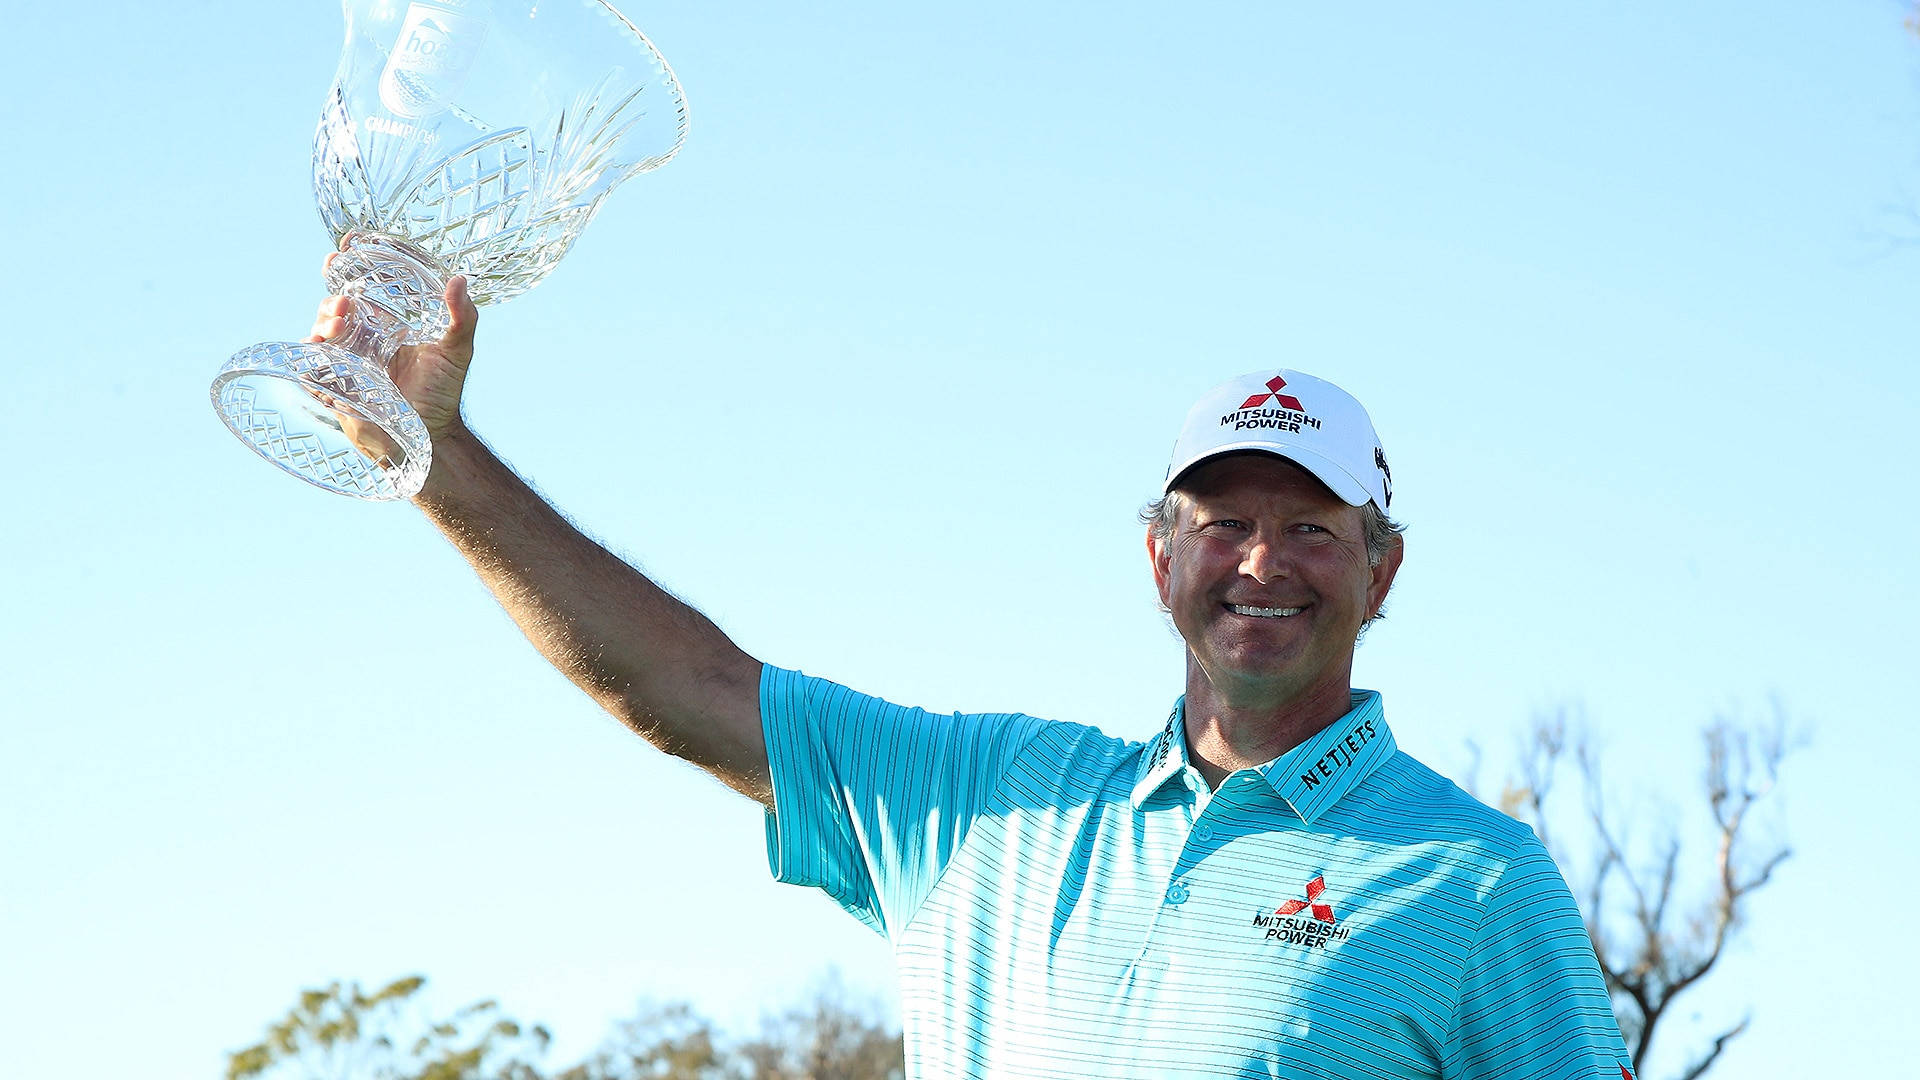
[731,979,906,1080]
[226,976,551,1080]
[554,1003,730,1080]
[231,976,903,1080]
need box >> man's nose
[1239,536,1288,583]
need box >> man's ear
[1366,532,1404,619]
[1148,527,1173,612]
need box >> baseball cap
[1163,370,1392,511]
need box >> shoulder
[1367,751,1535,840]
[1337,751,1547,887]
[765,665,1141,773]
[979,709,1153,811]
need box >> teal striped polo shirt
[761,666,1632,1079]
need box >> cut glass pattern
[214,0,687,500]
[213,341,432,501]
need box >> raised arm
[310,271,769,803]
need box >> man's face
[1149,454,1402,712]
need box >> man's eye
[1293,523,1329,535]
[1205,519,1246,531]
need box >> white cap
[1164,369,1393,511]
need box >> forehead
[1176,452,1346,505]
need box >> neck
[1180,656,1356,789]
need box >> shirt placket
[1125,766,1233,970]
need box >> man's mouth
[1225,604,1306,618]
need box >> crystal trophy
[211,0,687,499]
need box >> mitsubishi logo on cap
[1166,369,1388,508]
[1239,375,1305,412]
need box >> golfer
[308,275,1633,1078]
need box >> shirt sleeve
[759,665,1049,939]
[1445,842,1633,1080]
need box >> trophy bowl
[212,0,687,500]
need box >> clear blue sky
[3,1,1916,1076]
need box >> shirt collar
[1130,702,1191,808]
[1131,691,1397,823]
[1257,690,1395,823]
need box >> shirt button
[1166,882,1190,905]
[1194,823,1214,842]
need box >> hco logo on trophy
[211,0,687,499]
[380,5,488,120]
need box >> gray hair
[1139,489,1406,628]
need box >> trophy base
[211,340,432,501]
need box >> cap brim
[1165,443,1373,507]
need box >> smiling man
[312,282,1632,1077]
[1149,449,1400,789]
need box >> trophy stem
[324,233,454,370]
[210,233,449,501]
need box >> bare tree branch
[1676,1016,1750,1080]
[1503,706,1798,1079]
[1461,738,1485,801]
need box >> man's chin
[1191,648,1352,707]
[1208,638,1311,676]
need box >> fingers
[304,259,473,355]
[321,230,357,274]
[307,314,344,343]
[440,275,479,354]
[308,294,352,342]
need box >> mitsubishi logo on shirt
[1276,875,1335,924]
[1250,874,1352,949]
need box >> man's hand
[306,265,479,443]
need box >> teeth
[1228,604,1304,618]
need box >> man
[309,274,1634,1078]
